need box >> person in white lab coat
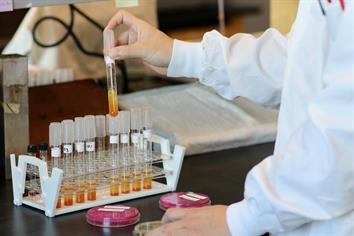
[106,0,354,235]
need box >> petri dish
[86,205,140,227]
[159,192,211,211]
[133,221,162,236]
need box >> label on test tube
[63,144,73,154]
[110,135,119,144]
[131,133,140,144]
[143,130,152,139]
[51,147,60,157]
[86,142,95,152]
[121,134,129,144]
[75,142,84,153]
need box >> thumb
[109,43,144,60]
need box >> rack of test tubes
[10,108,185,217]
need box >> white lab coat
[167,0,354,235]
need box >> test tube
[62,120,74,206]
[130,108,143,192]
[143,107,153,189]
[39,143,48,162]
[84,115,97,201]
[95,115,106,167]
[119,111,131,194]
[27,144,37,198]
[108,114,120,196]
[74,117,86,203]
[104,28,119,117]
[49,122,62,208]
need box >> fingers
[115,31,130,46]
[109,43,144,60]
[161,208,188,224]
[106,10,139,31]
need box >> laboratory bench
[0,142,274,236]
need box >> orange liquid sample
[110,176,119,196]
[132,173,141,192]
[87,180,96,201]
[56,196,62,208]
[63,183,74,206]
[64,194,73,206]
[143,170,152,189]
[108,89,119,117]
[76,181,86,203]
[76,191,85,203]
[121,174,130,194]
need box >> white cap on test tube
[74,117,85,141]
[108,114,119,135]
[130,107,142,130]
[143,107,152,129]
[95,115,106,138]
[49,122,62,146]
[84,115,96,139]
[119,111,131,134]
[103,28,115,65]
[61,119,74,144]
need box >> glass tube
[95,115,106,168]
[27,144,37,198]
[131,108,143,192]
[119,111,131,194]
[74,117,86,203]
[108,114,120,196]
[84,115,97,201]
[62,120,74,206]
[49,122,62,208]
[104,28,119,117]
[143,107,153,189]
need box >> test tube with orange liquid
[104,29,119,117]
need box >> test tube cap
[108,114,119,134]
[74,117,85,141]
[27,144,37,154]
[39,143,48,151]
[95,115,106,138]
[49,122,62,146]
[103,28,115,64]
[62,119,75,143]
[84,115,96,139]
[130,107,142,130]
[143,107,152,128]
[119,111,130,133]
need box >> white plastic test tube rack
[10,135,185,217]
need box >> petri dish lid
[159,192,211,210]
[86,205,140,228]
[133,221,162,236]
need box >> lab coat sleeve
[226,71,354,235]
[167,29,288,107]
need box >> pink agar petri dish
[159,192,211,210]
[86,205,140,227]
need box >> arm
[227,71,354,235]
[168,29,289,107]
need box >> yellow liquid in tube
[108,89,119,117]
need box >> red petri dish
[86,205,140,227]
[159,192,211,211]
